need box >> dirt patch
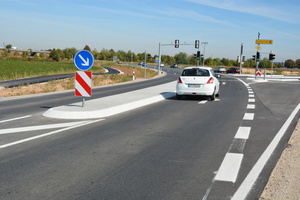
[260,119,300,200]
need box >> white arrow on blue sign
[74,50,94,71]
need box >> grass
[0,60,105,81]
[0,61,158,97]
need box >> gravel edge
[260,119,300,200]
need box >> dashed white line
[198,100,208,104]
[235,127,251,139]
[243,113,254,120]
[248,99,255,102]
[247,104,255,109]
[215,153,244,183]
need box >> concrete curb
[43,92,175,119]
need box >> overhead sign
[255,40,273,44]
[74,50,94,71]
[75,71,92,97]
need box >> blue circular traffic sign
[74,50,94,71]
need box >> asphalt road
[0,69,299,200]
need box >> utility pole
[144,50,147,78]
[239,43,243,74]
[202,42,208,66]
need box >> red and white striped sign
[255,70,261,76]
[75,71,92,97]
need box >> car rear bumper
[176,84,215,96]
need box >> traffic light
[195,40,199,49]
[175,40,179,48]
[252,55,256,61]
[256,51,260,61]
[269,53,275,61]
[196,51,201,60]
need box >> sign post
[254,33,273,79]
[74,50,94,107]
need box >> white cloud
[185,0,300,24]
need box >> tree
[220,58,231,66]
[295,59,300,68]
[204,57,216,66]
[243,58,256,68]
[50,49,64,61]
[83,45,91,52]
[5,44,12,49]
[174,52,189,64]
[285,59,296,68]
[63,47,77,60]
[259,58,272,68]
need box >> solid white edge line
[0,119,103,149]
[215,153,244,183]
[0,115,32,124]
[232,103,300,200]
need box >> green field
[0,60,104,81]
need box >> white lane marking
[249,94,255,98]
[243,113,254,120]
[232,103,300,200]
[248,98,255,102]
[0,119,104,149]
[198,100,208,104]
[222,82,226,85]
[235,127,251,139]
[0,121,91,135]
[247,104,255,109]
[0,115,32,124]
[215,153,244,183]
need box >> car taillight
[207,77,214,84]
[177,77,183,83]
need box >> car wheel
[210,89,216,101]
[176,94,182,100]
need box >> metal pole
[144,50,147,78]
[82,97,85,107]
[158,42,161,75]
[270,50,273,77]
[255,32,260,80]
[202,42,208,66]
[240,43,243,74]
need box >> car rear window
[181,69,210,76]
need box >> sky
[1,0,300,62]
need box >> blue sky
[1,0,300,62]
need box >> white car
[176,66,220,100]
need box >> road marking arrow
[79,54,89,66]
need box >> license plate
[188,84,201,88]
